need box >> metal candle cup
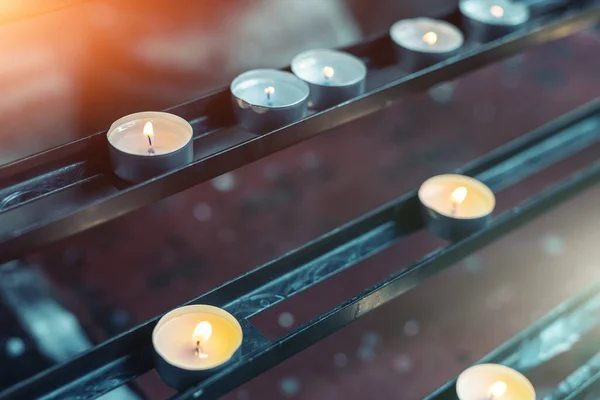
[152,305,243,390]
[107,112,193,183]
[291,49,367,111]
[230,69,309,133]
[460,0,530,43]
[456,364,535,400]
[418,174,495,241]
[389,17,464,72]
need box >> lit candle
[291,49,367,110]
[418,174,495,241]
[456,364,536,400]
[460,0,530,43]
[389,17,464,72]
[230,69,309,133]
[152,305,243,390]
[107,111,193,183]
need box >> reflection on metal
[544,352,600,400]
[507,295,600,371]
[229,222,397,319]
[0,262,90,362]
[426,281,600,399]
[0,262,140,400]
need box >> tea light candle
[107,111,193,183]
[389,17,465,72]
[291,49,367,110]
[152,305,243,390]
[418,174,495,241]
[460,0,530,43]
[230,69,309,133]
[456,364,536,400]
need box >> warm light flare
[143,121,154,138]
[323,66,335,79]
[423,31,438,45]
[489,381,507,398]
[264,86,275,96]
[193,321,213,345]
[450,186,468,205]
[490,5,505,18]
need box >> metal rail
[426,281,600,399]
[172,152,600,400]
[563,369,600,399]
[2,95,600,399]
[1,1,599,262]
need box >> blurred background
[1,1,600,399]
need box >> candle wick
[195,340,208,359]
[147,136,155,155]
[451,201,457,216]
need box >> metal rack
[2,1,600,399]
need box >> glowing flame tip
[450,186,468,205]
[423,31,438,45]
[490,5,504,18]
[143,121,154,137]
[193,321,213,344]
[489,381,507,398]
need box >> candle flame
[423,31,438,45]
[143,121,154,139]
[193,321,213,345]
[450,186,468,205]
[489,381,507,398]
[264,86,275,96]
[490,5,504,18]
[323,66,335,79]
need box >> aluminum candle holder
[389,17,465,72]
[107,112,193,183]
[456,364,535,400]
[230,69,309,133]
[291,49,367,110]
[152,305,243,390]
[418,174,496,241]
[460,0,530,43]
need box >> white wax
[153,305,243,371]
[456,364,536,400]
[107,112,193,156]
[460,0,530,26]
[390,18,464,54]
[291,49,366,87]
[418,174,495,219]
[231,69,309,108]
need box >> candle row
[154,306,535,399]
[107,0,530,183]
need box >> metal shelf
[2,94,600,399]
[1,1,599,262]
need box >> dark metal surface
[1,1,599,262]
[2,94,600,399]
